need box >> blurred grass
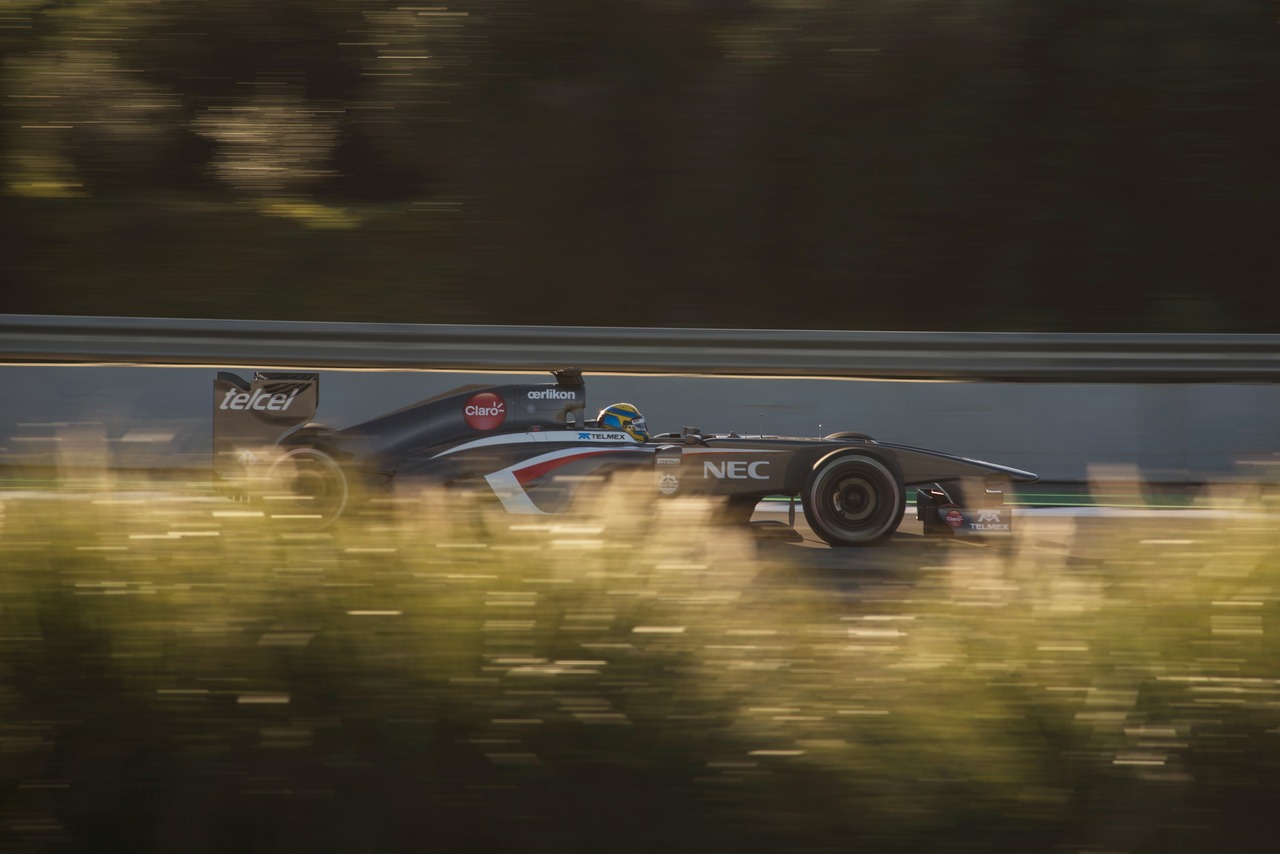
[3,474,1280,852]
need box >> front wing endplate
[916,486,1015,536]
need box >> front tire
[802,452,904,546]
[824,431,876,442]
[264,447,350,526]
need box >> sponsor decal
[577,432,630,441]
[657,473,680,495]
[936,508,1010,533]
[527,388,576,401]
[464,392,507,430]
[219,387,300,412]
[968,509,1010,532]
[656,456,681,466]
[703,460,769,480]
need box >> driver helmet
[597,403,649,442]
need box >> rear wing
[213,371,319,481]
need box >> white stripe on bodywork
[678,448,789,455]
[483,446,649,515]
[433,430,640,460]
[484,468,548,514]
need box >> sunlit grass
[6,179,86,199]
[3,470,1280,850]
[257,198,362,229]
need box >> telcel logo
[464,392,506,430]
[703,460,768,480]
[528,389,576,400]
[220,388,300,412]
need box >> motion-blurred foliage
[3,0,1280,330]
[2,475,1280,851]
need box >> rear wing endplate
[213,371,319,481]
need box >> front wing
[915,484,1016,537]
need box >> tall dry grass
[2,470,1280,852]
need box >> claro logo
[219,388,301,412]
[464,392,506,430]
[703,460,769,480]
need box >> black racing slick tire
[264,446,350,526]
[802,451,904,547]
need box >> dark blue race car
[213,368,1037,546]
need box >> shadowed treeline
[4,0,1280,330]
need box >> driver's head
[597,402,649,442]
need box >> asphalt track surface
[745,498,1256,591]
[0,483,1239,543]
[0,483,1251,594]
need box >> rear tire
[802,452,904,546]
[264,447,349,526]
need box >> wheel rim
[806,455,901,545]
[266,449,348,523]
[288,462,343,507]
[830,474,881,525]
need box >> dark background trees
[4,0,1279,330]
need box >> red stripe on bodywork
[513,450,622,486]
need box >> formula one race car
[213,368,1037,546]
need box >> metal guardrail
[3,313,1280,381]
